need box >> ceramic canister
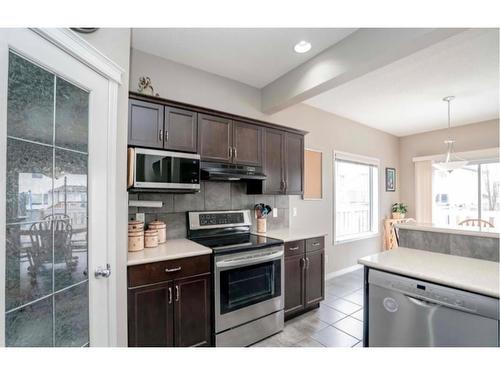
[128,220,144,231]
[144,229,159,248]
[148,220,167,243]
[257,218,267,233]
[128,229,144,252]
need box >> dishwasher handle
[407,295,439,308]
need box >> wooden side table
[383,218,415,250]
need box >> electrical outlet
[292,207,297,217]
[135,212,145,223]
[273,208,278,218]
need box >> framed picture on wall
[386,167,396,192]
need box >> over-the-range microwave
[127,147,201,192]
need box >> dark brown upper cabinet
[198,113,233,162]
[285,132,304,195]
[261,129,304,195]
[164,106,198,153]
[262,128,286,194]
[128,99,164,149]
[232,121,262,166]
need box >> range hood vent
[201,162,266,181]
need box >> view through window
[335,157,379,242]
[432,161,500,227]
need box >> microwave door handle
[216,250,284,269]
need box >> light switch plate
[273,208,278,218]
[135,212,145,222]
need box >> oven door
[215,247,284,333]
[133,147,200,190]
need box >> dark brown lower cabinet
[127,255,212,347]
[284,237,325,320]
[128,281,174,347]
[174,274,211,347]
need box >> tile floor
[251,268,365,347]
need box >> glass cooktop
[192,233,283,254]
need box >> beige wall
[130,49,401,274]
[399,119,500,218]
[81,28,131,347]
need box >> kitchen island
[358,247,500,347]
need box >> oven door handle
[216,250,284,269]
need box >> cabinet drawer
[285,240,305,257]
[305,237,324,252]
[128,255,211,288]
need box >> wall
[128,182,290,237]
[399,119,500,217]
[80,28,131,347]
[130,49,401,275]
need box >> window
[432,161,500,226]
[334,152,379,242]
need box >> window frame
[333,150,380,244]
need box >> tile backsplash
[129,181,290,239]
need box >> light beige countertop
[358,247,500,298]
[395,222,500,239]
[253,228,327,242]
[127,238,212,266]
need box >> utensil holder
[257,218,267,233]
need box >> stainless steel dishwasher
[368,269,500,347]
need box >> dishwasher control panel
[368,269,499,320]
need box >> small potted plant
[392,203,408,219]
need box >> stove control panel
[189,210,252,230]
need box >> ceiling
[305,29,500,136]
[131,28,356,88]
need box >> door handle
[159,129,163,141]
[94,264,111,278]
[175,285,180,302]
[168,287,172,304]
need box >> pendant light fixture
[434,96,468,173]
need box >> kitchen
[0,6,499,374]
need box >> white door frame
[0,28,124,346]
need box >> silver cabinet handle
[159,129,163,141]
[165,266,181,273]
[229,146,232,158]
[165,130,169,142]
[233,147,237,159]
[312,242,320,246]
[168,287,172,304]
[288,246,300,251]
[300,258,306,270]
[305,257,310,269]
[175,285,180,302]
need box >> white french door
[0,28,116,346]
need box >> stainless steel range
[187,210,284,347]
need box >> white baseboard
[326,264,363,280]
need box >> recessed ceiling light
[294,40,312,54]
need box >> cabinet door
[305,250,324,308]
[285,133,304,195]
[128,99,164,148]
[165,106,198,152]
[233,121,262,166]
[284,254,305,318]
[262,128,285,194]
[128,281,174,347]
[174,273,212,347]
[198,113,232,162]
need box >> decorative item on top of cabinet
[284,237,324,320]
[137,76,160,97]
[128,255,212,347]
